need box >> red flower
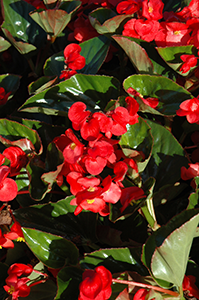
[0,166,18,202]
[79,266,112,300]
[4,221,25,243]
[8,263,33,277]
[3,146,27,174]
[142,0,164,20]
[183,275,199,299]
[0,87,11,106]
[60,44,86,80]
[120,186,145,212]
[181,163,199,180]
[176,97,199,123]
[4,274,30,300]
[64,44,86,70]
[180,54,198,74]
[123,18,160,42]
[0,229,14,249]
[134,288,149,300]
[116,0,142,15]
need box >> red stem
[112,279,179,297]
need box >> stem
[112,279,179,297]
[17,190,66,196]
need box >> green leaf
[142,209,199,287]
[19,74,120,115]
[143,120,187,192]
[56,266,83,300]
[156,45,198,76]
[123,74,192,116]
[24,279,57,300]
[89,8,131,35]
[30,1,81,37]
[14,197,98,246]
[113,36,154,74]
[0,74,21,99]
[80,247,147,275]
[1,0,46,52]
[120,117,153,173]
[28,76,58,95]
[0,36,11,52]
[0,119,42,154]
[22,227,79,268]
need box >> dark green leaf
[19,74,120,115]
[113,36,154,74]
[22,227,79,268]
[55,266,83,300]
[0,36,11,52]
[142,209,199,287]
[123,74,192,115]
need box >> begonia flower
[181,163,199,180]
[79,266,112,300]
[142,0,164,20]
[4,221,25,243]
[176,97,199,123]
[123,18,160,42]
[8,263,33,277]
[68,102,91,131]
[116,0,142,15]
[180,54,198,73]
[0,166,18,202]
[4,274,30,300]
[120,186,145,212]
[0,229,14,249]
[0,87,11,106]
[183,275,199,299]
[134,288,149,300]
[3,146,27,174]
[155,22,190,47]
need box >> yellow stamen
[87,199,95,204]
[17,237,25,242]
[8,286,15,295]
[174,30,181,35]
[70,143,76,150]
[87,186,95,192]
[0,245,2,249]
[148,6,153,13]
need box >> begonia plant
[0,0,199,299]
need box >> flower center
[8,285,15,295]
[148,6,153,13]
[70,143,76,150]
[87,199,95,204]
[87,186,95,192]
[17,237,25,242]
[174,30,181,35]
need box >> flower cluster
[60,44,86,80]
[3,263,33,300]
[54,100,145,216]
[118,0,199,73]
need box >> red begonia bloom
[134,288,149,300]
[71,14,98,42]
[68,102,91,131]
[24,0,46,9]
[60,70,77,80]
[71,195,109,216]
[120,186,145,212]
[179,54,198,73]
[101,175,121,204]
[0,229,14,249]
[4,274,30,300]
[127,88,159,108]
[79,266,112,300]
[8,263,33,277]
[0,166,18,202]
[4,221,25,242]
[142,0,164,20]
[64,44,86,71]
[116,0,142,15]
[62,129,84,164]
[181,163,199,180]
[183,275,199,299]
[0,87,11,105]
[3,146,27,174]
[176,98,199,123]
[123,18,159,42]
[80,118,101,141]
[84,155,107,175]
[155,22,190,47]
